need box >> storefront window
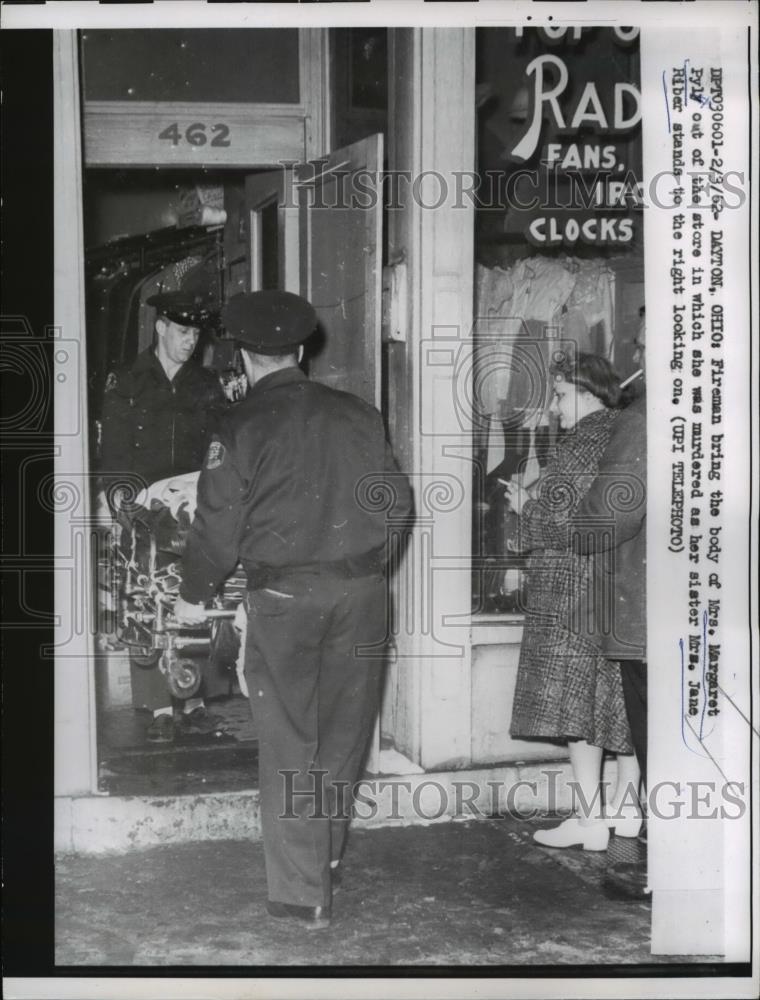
[472,26,644,615]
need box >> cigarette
[497,478,511,486]
[619,368,644,389]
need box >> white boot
[533,817,610,851]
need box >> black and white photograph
[1,2,757,998]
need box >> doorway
[87,167,264,795]
[86,137,385,795]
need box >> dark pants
[244,571,386,908]
[620,659,647,787]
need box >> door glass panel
[298,134,383,407]
[82,29,300,104]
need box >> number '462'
[158,123,231,147]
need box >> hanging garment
[475,263,514,320]
[563,262,615,358]
[508,257,576,326]
[87,268,128,414]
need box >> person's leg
[130,654,171,712]
[176,668,228,735]
[567,739,605,824]
[130,654,175,741]
[182,623,237,728]
[176,695,226,734]
[533,739,609,850]
[620,659,647,786]
[605,664,648,897]
[602,750,643,837]
[243,584,333,910]
[316,574,386,868]
[609,752,641,812]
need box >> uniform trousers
[243,570,386,909]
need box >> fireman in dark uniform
[99,291,226,487]
[99,289,228,743]
[174,291,412,930]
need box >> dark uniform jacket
[180,367,412,604]
[99,348,226,487]
[513,395,646,660]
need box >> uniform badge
[105,372,118,392]
[205,440,226,470]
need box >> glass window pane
[82,29,300,104]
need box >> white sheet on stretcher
[134,470,250,698]
[134,471,201,521]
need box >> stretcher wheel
[162,654,202,699]
[130,647,161,668]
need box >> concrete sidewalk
[55,816,712,968]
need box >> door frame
[55,28,331,797]
[245,169,300,294]
[54,31,100,798]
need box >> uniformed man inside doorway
[99,288,228,744]
[174,290,412,930]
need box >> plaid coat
[509,408,632,753]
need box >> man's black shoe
[266,900,332,930]
[604,826,649,900]
[146,714,175,744]
[603,861,650,901]
[177,706,227,736]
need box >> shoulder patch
[105,371,118,392]
[205,440,226,470]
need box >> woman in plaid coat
[504,353,639,851]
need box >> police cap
[222,291,317,355]
[146,290,217,327]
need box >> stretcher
[107,473,245,699]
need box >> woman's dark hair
[549,352,622,409]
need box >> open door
[298,134,384,408]
[296,136,386,772]
[243,136,383,410]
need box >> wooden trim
[249,208,263,290]
[84,100,307,117]
[301,28,331,158]
[385,28,477,769]
[53,31,99,797]
[280,172,300,294]
[84,102,307,168]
